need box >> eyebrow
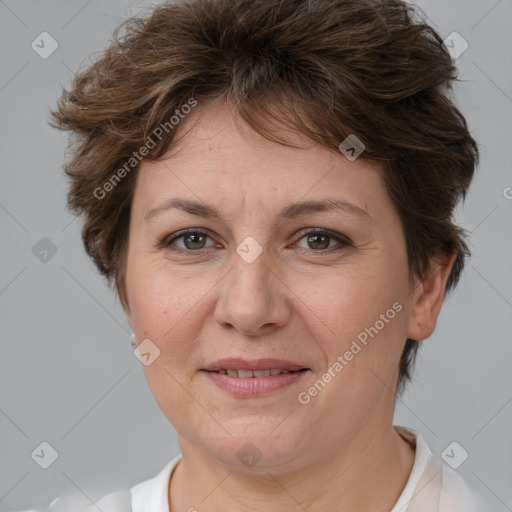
[144,198,371,223]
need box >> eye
[293,228,352,252]
[163,229,215,252]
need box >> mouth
[202,358,309,375]
[205,368,307,377]
[200,358,310,396]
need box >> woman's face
[124,101,422,471]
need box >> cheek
[126,254,212,361]
[127,260,208,419]
[302,263,407,343]
[298,255,410,381]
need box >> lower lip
[201,370,309,396]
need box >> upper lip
[203,358,309,372]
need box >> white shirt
[17,426,492,511]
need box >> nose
[213,243,291,337]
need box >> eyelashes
[161,229,217,252]
[159,228,353,255]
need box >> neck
[169,422,415,512]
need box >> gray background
[1,0,511,510]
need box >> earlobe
[406,252,457,341]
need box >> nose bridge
[232,238,270,296]
[214,238,288,335]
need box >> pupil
[308,234,329,250]
[186,233,204,249]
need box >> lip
[203,358,308,372]
[200,358,310,397]
[201,369,309,396]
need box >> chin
[197,419,310,472]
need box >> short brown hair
[50,0,479,394]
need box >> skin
[122,100,455,512]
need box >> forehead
[133,101,387,221]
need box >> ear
[406,251,457,341]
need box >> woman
[25,0,492,510]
